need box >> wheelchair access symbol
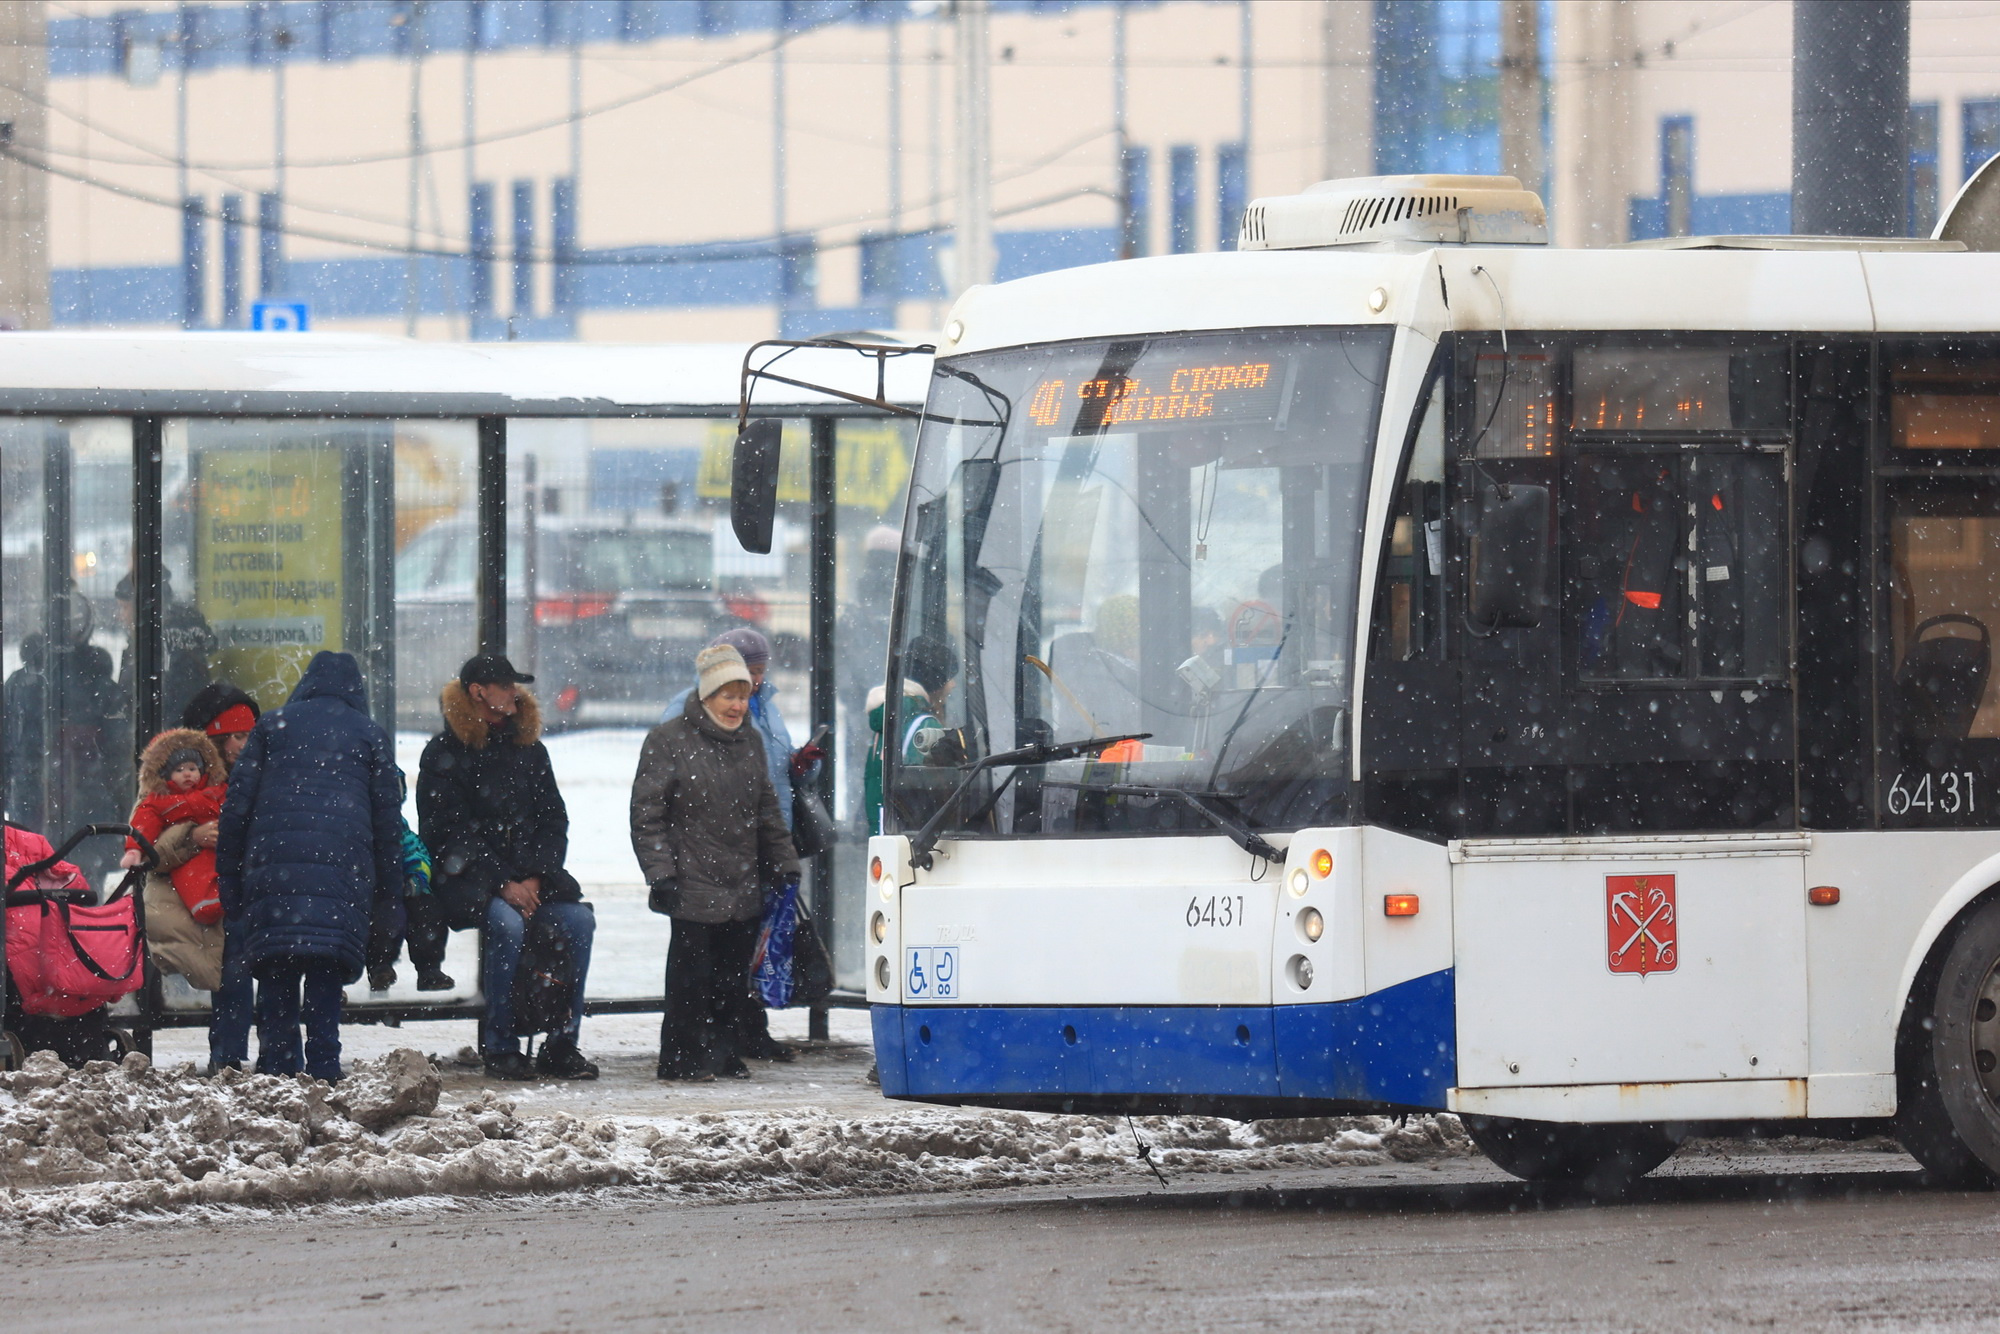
[905,946,960,999]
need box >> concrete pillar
[1793,0,1907,237]
[0,3,50,329]
[1551,0,1636,248]
[1320,0,1372,182]
[1499,0,1545,199]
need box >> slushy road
[10,1153,2000,1332]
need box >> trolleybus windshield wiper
[906,732,1150,870]
[1041,780,1283,864]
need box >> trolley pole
[1792,0,1908,237]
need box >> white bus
[858,172,2000,1188]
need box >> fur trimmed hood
[137,728,227,796]
[439,680,543,749]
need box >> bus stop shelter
[0,331,929,1048]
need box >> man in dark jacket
[216,652,402,1082]
[418,654,598,1081]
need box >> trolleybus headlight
[1289,868,1309,897]
[871,911,888,944]
[875,956,892,990]
[1287,955,1315,990]
[1311,848,1334,878]
[1299,907,1324,943]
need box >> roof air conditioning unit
[1238,174,1548,250]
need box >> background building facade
[22,1,2000,342]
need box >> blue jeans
[253,957,346,1081]
[209,929,254,1069]
[481,897,594,1055]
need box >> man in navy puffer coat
[217,651,403,1080]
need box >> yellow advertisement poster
[195,448,345,708]
[696,421,911,516]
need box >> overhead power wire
[17,2,863,174]
[4,142,1113,266]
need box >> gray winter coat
[630,692,799,924]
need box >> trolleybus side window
[1567,340,1791,686]
[1882,342,2000,826]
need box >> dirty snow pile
[0,1048,1470,1229]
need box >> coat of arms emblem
[1606,874,1676,976]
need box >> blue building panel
[1628,192,1791,240]
[282,255,474,319]
[51,266,179,326]
[56,225,1122,330]
[577,248,784,309]
[782,305,899,339]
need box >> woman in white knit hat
[630,643,800,1080]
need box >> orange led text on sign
[1026,362,1273,427]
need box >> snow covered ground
[0,1034,1476,1231]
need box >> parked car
[394,516,767,729]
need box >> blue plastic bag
[751,877,799,1008]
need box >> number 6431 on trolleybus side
[742,165,2000,1188]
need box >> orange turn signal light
[870,856,884,882]
[1808,885,1841,906]
[1312,848,1334,878]
[1384,894,1420,917]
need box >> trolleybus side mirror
[1467,480,1549,632]
[731,418,784,555]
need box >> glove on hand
[789,743,825,779]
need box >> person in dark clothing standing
[167,682,260,1072]
[632,644,799,1081]
[216,652,403,1082]
[417,654,598,1081]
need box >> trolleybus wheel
[1462,1114,1680,1190]
[1897,897,2000,1188]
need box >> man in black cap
[417,654,597,1080]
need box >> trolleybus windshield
[887,326,1393,842]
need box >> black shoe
[658,1067,714,1082]
[367,966,396,991]
[204,1060,243,1077]
[415,968,456,992]
[484,1050,535,1081]
[720,1056,752,1080]
[535,1036,599,1081]
[755,1040,797,1063]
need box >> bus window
[1375,376,1445,662]
[1572,345,1788,433]
[1891,357,2000,450]
[1472,351,1555,458]
[1572,449,1786,683]
[1886,480,2000,824]
[1573,455,1684,679]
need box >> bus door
[1450,339,1810,1095]
[1879,345,2000,826]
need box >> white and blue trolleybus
[851,170,2000,1187]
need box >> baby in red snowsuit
[123,728,227,925]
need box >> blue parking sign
[251,302,310,332]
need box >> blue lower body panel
[872,969,1455,1112]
